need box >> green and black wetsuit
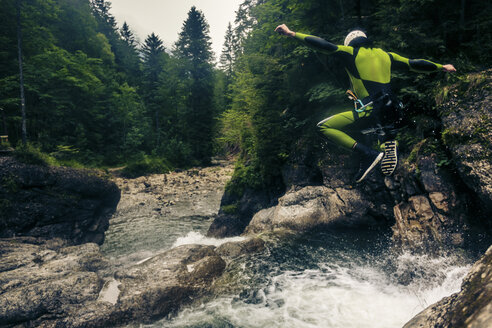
[294,32,443,149]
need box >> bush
[157,138,195,168]
[13,143,57,166]
[0,140,11,151]
[121,155,173,178]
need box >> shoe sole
[356,152,384,183]
[381,140,398,176]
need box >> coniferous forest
[1,0,490,186]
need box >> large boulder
[208,187,279,237]
[0,240,226,327]
[0,237,107,326]
[390,155,469,250]
[0,157,120,245]
[245,185,386,234]
[403,245,492,328]
[61,244,226,327]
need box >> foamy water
[102,201,474,328]
[173,231,246,248]
[142,232,472,328]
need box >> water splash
[146,233,472,328]
[172,231,246,248]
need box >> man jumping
[275,24,456,182]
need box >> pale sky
[109,0,244,62]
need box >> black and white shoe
[353,143,384,183]
[381,140,398,176]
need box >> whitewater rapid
[131,230,472,328]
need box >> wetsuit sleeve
[294,32,353,56]
[388,52,443,73]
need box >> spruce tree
[120,21,137,49]
[220,22,235,77]
[141,32,167,148]
[90,0,116,34]
[174,6,215,164]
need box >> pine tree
[174,6,215,163]
[90,0,116,33]
[17,0,27,144]
[141,32,167,148]
[142,33,165,84]
[220,22,235,77]
[120,21,136,49]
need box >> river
[101,163,474,328]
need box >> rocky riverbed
[0,158,264,327]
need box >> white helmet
[344,30,367,46]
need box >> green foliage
[13,143,57,166]
[121,155,173,178]
[406,137,451,168]
[225,159,263,197]
[2,174,19,193]
[221,203,239,215]
[1,0,489,181]
[0,140,11,151]
[219,0,491,195]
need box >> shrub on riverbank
[121,155,173,178]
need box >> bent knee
[316,116,335,128]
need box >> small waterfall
[140,230,472,328]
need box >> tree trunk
[1,109,7,136]
[459,0,466,43]
[338,0,345,20]
[17,0,27,145]
[356,0,361,22]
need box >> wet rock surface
[0,237,107,326]
[390,155,469,250]
[403,245,492,328]
[245,185,384,234]
[111,160,234,219]
[0,159,268,327]
[438,70,492,213]
[0,157,120,245]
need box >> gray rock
[391,156,469,250]
[216,237,266,258]
[0,238,105,326]
[404,245,492,328]
[392,195,444,249]
[245,185,384,234]
[208,188,277,238]
[438,70,492,214]
[0,241,227,327]
[0,157,120,245]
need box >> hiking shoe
[353,143,384,183]
[381,140,398,176]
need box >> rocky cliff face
[209,70,492,327]
[438,69,492,215]
[403,245,492,328]
[0,157,120,245]
[210,70,492,253]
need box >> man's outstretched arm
[275,24,347,55]
[389,52,456,73]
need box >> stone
[216,237,266,258]
[0,241,227,327]
[0,239,105,326]
[403,245,492,328]
[392,195,443,249]
[0,157,120,245]
[245,185,384,234]
[438,69,492,214]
